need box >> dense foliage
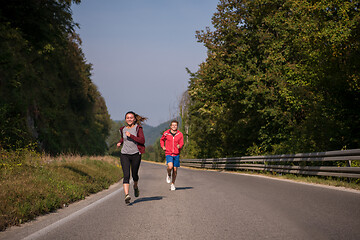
[0,0,111,155]
[183,0,360,158]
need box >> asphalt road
[1,161,360,240]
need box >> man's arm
[160,132,166,150]
[178,132,184,149]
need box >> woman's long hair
[125,111,147,125]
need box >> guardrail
[180,149,360,178]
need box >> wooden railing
[180,149,360,178]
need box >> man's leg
[167,161,173,177]
[172,155,180,184]
[165,155,172,184]
[172,167,177,184]
[171,155,180,190]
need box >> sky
[71,0,219,126]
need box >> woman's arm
[129,126,145,145]
[117,128,124,147]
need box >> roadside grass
[0,148,122,231]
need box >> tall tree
[184,0,360,158]
[0,0,111,155]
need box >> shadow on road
[128,196,164,206]
[174,187,193,191]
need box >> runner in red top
[160,120,184,191]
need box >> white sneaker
[170,183,176,191]
[125,194,131,204]
[166,174,171,184]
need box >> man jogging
[160,120,184,191]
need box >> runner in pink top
[160,120,184,191]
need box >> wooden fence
[180,149,360,178]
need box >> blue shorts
[166,155,180,168]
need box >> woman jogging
[117,111,146,204]
[160,120,184,191]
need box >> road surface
[1,161,360,239]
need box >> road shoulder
[0,182,123,239]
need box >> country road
[1,161,360,240]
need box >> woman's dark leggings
[120,153,141,184]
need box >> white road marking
[23,184,126,240]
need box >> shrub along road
[1,161,360,239]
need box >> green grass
[0,148,122,231]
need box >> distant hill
[142,121,171,146]
[107,120,173,147]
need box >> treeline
[0,0,111,155]
[181,0,360,158]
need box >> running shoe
[134,187,139,197]
[166,174,171,184]
[170,183,176,191]
[125,194,131,204]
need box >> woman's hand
[162,146,166,151]
[125,131,131,137]
[116,142,121,148]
